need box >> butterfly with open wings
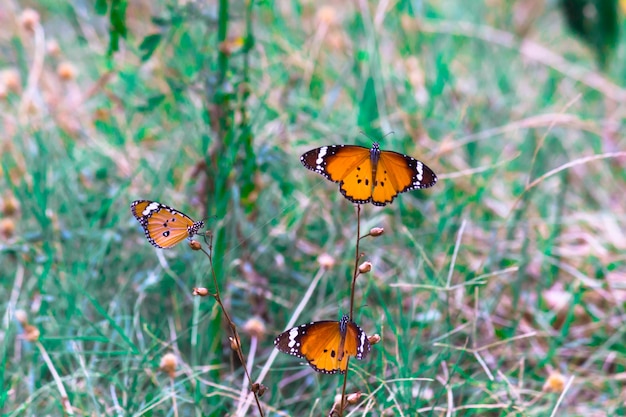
[300,142,437,206]
[131,200,204,249]
[274,315,370,374]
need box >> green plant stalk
[216,0,229,84]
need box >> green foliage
[561,0,620,69]
[95,0,128,56]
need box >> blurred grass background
[1,0,625,415]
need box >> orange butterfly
[301,142,437,206]
[130,200,204,249]
[274,315,370,374]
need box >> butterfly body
[300,142,437,206]
[131,200,204,249]
[274,315,370,374]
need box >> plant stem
[339,204,363,417]
[199,237,265,416]
[349,204,362,321]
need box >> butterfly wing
[344,321,371,360]
[301,145,374,205]
[130,200,204,249]
[301,144,437,206]
[300,321,348,374]
[371,150,438,206]
[274,317,370,374]
[131,200,153,222]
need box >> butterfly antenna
[377,130,395,145]
[201,214,218,224]
[359,130,375,144]
[359,130,395,144]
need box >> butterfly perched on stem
[130,200,204,249]
[300,142,437,206]
[274,315,370,374]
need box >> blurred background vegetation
[1,0,625,415]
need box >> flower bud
[358,261,372,274]
[369,227,384,237]
[192,287,209,296]
[189,240,202,250]
[229,336,240,351]
[368,334,381,345]
[251,382,267,397]
[346,391,362,404]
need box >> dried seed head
[19,9,40,32]
[243,316,266,340]
[23,324,40,342]
[14,309,28,325]
[57,62,77,81]
[369,227,384,237]
[543,371,566,393]
[1,69,21,94]
[189,240,202,250]
[1,194,20,216]
[251,382,267,397]
[0,218,15,239]
[46,39,61,57]
[358,261,372,274]
[317,253,336,269]
[229,336,240,351]
[192,287,209,297]
[159,352,178,378]
[316,6,338,26]
[368,334,381,345]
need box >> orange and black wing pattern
[372,146,437,206]
[130,200,204,249]
[300,143,437,206]
[274,315,370,374]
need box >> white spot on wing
[358,330,367,358]
[287,327,299,348]
[416,162,424,182]
[142,202,161,216]
[315,146,328,168]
